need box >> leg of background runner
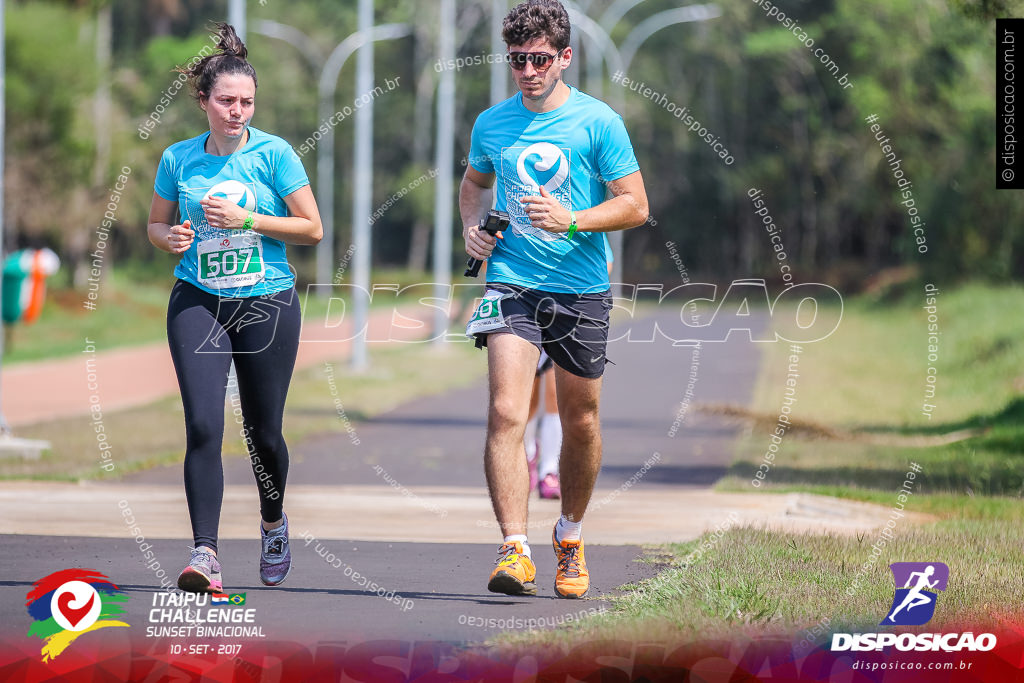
[528,374,542,419]
[230,290,302,526]
[167,286,234,553]
[524,374,541,461]
[552,366,603,523]
[537,367,561,478]
[485,332,541,537]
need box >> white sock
[555,515,582,542]
[538,414,562,478]
[524,417,538,461]
[504,534,531,558]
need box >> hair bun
[214,21,248,60]
[176,21,258,102]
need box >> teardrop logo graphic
[51,581,101,632]
[516,142,569,193]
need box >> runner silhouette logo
[882,562,949,626]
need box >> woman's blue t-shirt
[154,126,309,298]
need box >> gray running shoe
[259,513,291,586]
[177,547,223,593]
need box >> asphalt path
[0,537,650,642]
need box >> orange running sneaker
[552,527,589,598]
[487,541,537,596]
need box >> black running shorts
[475,283,612,379]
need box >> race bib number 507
[197,233,265,290]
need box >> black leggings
[167,280,301,553]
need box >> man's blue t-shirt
[154,126,309,298]
[468,87,639,294]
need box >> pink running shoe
[539,473,561,499]
[178,547,223,593]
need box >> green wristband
[243,212,254,230]
[566,210,578,240]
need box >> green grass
[492,281,1024,648]
[1,341,484,480]
[721,281,1024,498]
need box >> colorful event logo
[881,562,949,626]
[25,569,130,662]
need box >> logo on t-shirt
[185,180,258,241]
[501,142,571,242]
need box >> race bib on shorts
[197,233,266,290]
[466,289,510,338]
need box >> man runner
[460,0,648,598]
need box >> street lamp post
[251,19,325,70]
[563,2,720,293]
[0,0,48,456]
[432,0,456,346]
[562,3,627,292]
[313,25,410,299]
[490,0,508,106]
[228,0,246,40]
[251,18,409,370]
[350,0,374,371]
[0,0,7,434]
[598,0,648,34]
[618,4,721,71]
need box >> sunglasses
[506,49,565,72]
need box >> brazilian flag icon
[228,593,246,606]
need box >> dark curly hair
[176,22,258,102]
[502,0,571,51]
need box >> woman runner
[147,23,322,593]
